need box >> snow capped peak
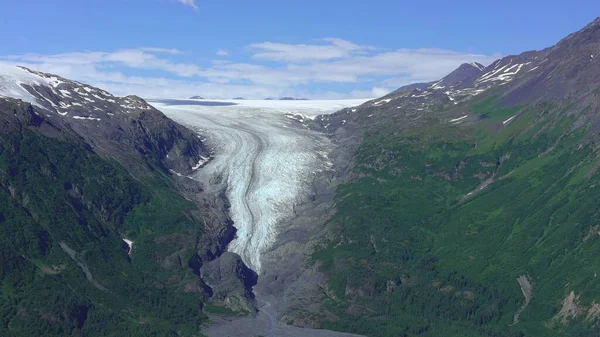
[0,64,156,119]
[0,64,49,107]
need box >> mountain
[390,81,433,94]
[267,17,600,337]
[0,65,212,175]
[389,63,484,95]
[232,97,244,100]
[189,95,205,99]
[0,65,255,336]
[429,62,485,89]
[279,97,310,101]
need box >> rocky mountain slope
[0,66,255,336]
[271,17,600,337]
[0,65,212,175]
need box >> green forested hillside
[313,97,600,337]
[0,126,208,336]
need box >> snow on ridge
[0,63,47,107]
[45,76,64,88]
[471,62,485,70]
[0,64,110,110]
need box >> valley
[1,11,600,337]
[154,99,366,272]
[154,99,368,336]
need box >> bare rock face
[200,252,258,313]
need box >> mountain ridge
[263,17,600,337]
[0,66,256,336]
[0,64,211,176]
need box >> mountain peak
[467,62,485,70]
[429,62,486,89]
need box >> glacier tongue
[154,100,354,272]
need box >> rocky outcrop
[200,252,258,313]
[513,274,533,324]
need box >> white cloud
[0,39,500,99]
[4,48,201,77]
[139,47,182,54]
[177,0,197,10]
[249,38,375,62]
[216,49,229,56]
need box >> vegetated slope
[0,68,247,336]
[310,18,600,337]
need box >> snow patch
[471,62,485,70]
[192,156,211,170]
[411,91,431,98]
[372,98,392,106]
[478,64,524,84]
[72,116,101,121]
[503,115,516,125]
[74,88,88,96]
[169,169,183,177]
[450,115,468,123]
[430,79,445,90]
[122,239,133,256]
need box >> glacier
[153,99,367,272]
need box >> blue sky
[1,0,599,99]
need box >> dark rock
[200,252,258,313]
